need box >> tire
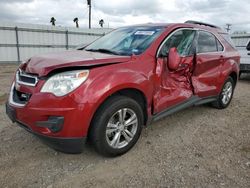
[211,77,235,109]
[89,95,144,157]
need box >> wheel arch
[229,71,237,86]
[87,87,149,138]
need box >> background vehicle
[6,21,240,156]
[231,34,250,76]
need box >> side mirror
[246,41,250,51]
[168,47,181,70]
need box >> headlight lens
[41,70,89,96]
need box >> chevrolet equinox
[6,21,240,156]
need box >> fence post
[15,27,21,63]
[65,30,69,50]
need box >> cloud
[0,0,249,32]
[176,0,230,12]
[93,0,163,15]
[0,0,34,3]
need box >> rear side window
[221,33,236,49]
[197,31,217,53]
[216,40,224,51]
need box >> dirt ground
[0,65,249,188]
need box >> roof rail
[185,20,220,29]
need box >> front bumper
[6,102,86,153]
[5,77,95,153]
[7,80,93,138]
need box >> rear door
[192,30,224,97]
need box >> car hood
[23,50,131,76]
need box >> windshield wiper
[85,48,120,55]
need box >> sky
[0,0,250,32]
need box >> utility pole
[87,0,91,29]
[225,23,232,33]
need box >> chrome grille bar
[16,69,38,87]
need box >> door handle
[219,55,224,62]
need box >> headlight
[41,70,89,96]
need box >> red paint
[168,47,181,70]
[8,23,240,139]
[24,50,131,77]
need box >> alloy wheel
[221,81,233,105]
[106,108,138,149]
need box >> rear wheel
[211,77,235,109]
[89,95,144,157]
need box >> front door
[153,29,196,114]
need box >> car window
[85,26,164,56]
[159,29,196,57]
[197,31,217,53]
[221,33,236,49]
[216,39,224,51]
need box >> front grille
[8,83,31,107]
[16,69,38,87]
[19,74,36,85]
[9,69,37,106]
[13,87,31,104]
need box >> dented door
[192,30,223,97]
[153,29,196,114]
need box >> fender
[218,58,239,92]
[70,67,155,131]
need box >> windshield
[84,26,164,56]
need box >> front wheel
[211,77,235,109]
[89,96,144,157]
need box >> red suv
[6,21,240,156]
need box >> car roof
[123,22,226,34]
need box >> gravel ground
[0,65,249,188]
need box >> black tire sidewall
[90,96,144,156]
